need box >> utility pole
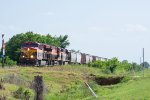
[1,34,5,68]
[143,48,144,77]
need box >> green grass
[0,65,149,100]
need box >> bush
[13,87,31,100]
[4,56,17,66]
[88,58,139,74]
[121,76,131,83]
[88,60,104,68]
[0,56,16,66]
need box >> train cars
[85,54,90,64]
[68,50,77,64]
[20,42,108,66]
[76,52,82,64]
[81,53,86,64]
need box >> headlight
[30,55,34,58]
[23,56,25,58]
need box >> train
[20,42,108,66]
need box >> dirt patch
[89,74,124,85]
[95,77,123,85]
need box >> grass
[0,65,149,99]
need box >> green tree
[120,60,132,71]
[132,62,141,71]
[141,62,150,68]
[106,57,119,73]
[88,57,120,73]
[55,35,70,48]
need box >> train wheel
[52,60,54,66]
[36,60,39,66]
[48,60,50,66]
[59,60,62,66]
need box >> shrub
[0,56,17,66]
[88,60,104,68]
[13,87,31,100]
[13,87,24,99]
[4,56,17,66]
[88,58,120,73]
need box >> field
[0,65,150,100]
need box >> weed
[13,87,31,100]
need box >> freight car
[20,42,108,66]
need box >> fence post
[33,75,44,100]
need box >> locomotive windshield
[21,42,38,47]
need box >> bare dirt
[89,74,124,85]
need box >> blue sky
[0,0,150,63]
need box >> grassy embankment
[0,65,150,100]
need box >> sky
[0,0,150,63]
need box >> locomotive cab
[20,42,40,65]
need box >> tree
[88,57,120,73]
[108,57,119,73]
[141,62,150,68]
[120,60,132,71]
[55,35,70,48]
[132,62,141,71]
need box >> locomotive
[20,42,108,66]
